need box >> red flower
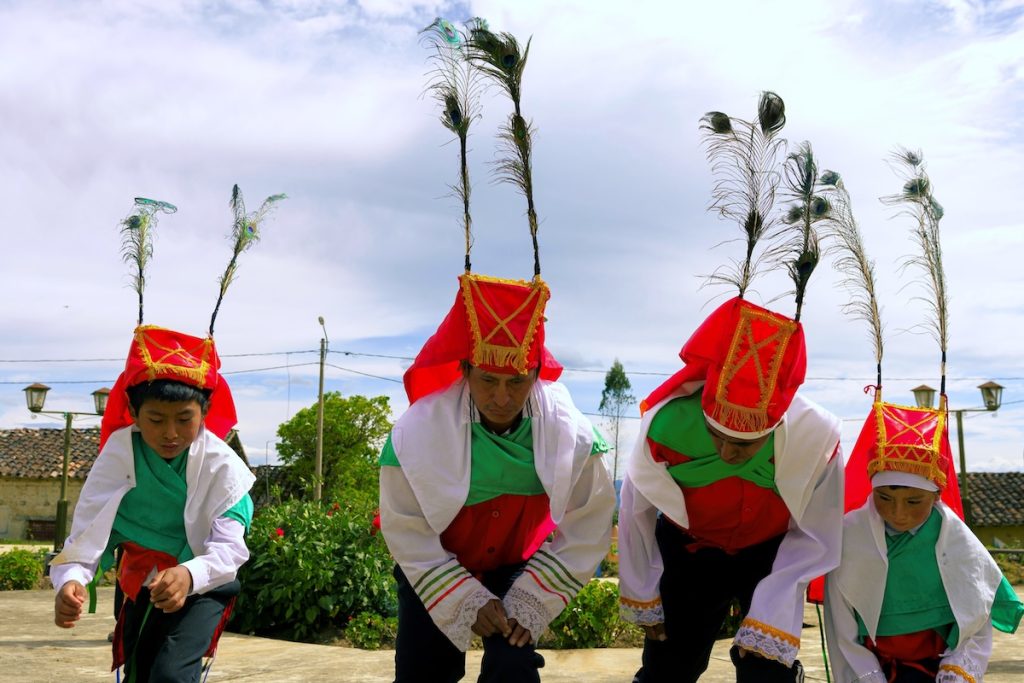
[274,527,285,538]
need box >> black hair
[126,379,212,415]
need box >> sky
[1,0,1023,480]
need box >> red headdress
[403,274,562,404]
[100,326,237,449]
[99,189,283,450]
[642,297,806,438]
[836,150,963,514]
[843,393,962,513]
[407,21,565,405]
[644,93,817,437]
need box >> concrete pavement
[2,586,1021,682]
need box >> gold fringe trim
[739,617,800,647]
[713,306,797,427]
[459,273,549,375]
[938,664,976,683]
[619,596,662,609]
[133,325,213,388]
[868,400,947,488]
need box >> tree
[598,360,636,482]
[276,393,392,504]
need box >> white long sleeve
[379,465,495,652]
[503,453,615,640]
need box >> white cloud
[1,0,1022,472]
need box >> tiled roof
[0,427,101,480]
[964,472,1024,527]
[0,427,250,480]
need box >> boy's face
[130,399,205,460]
[464,365,538,434]
[704,420,771,466]
[872,485,939,532]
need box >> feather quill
[882,148,948,393]
[120,197,177,326]
[464,18,542,276]
[421,18,483,272]
[699,91,788,298]
[209,185,286,335]
[771,141,832,321]
[819,170,885,387]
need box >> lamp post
[912,381,1004,527]
[23,384,110,551]
[314,316,329,502]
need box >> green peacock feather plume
[120,197,178,326]
[882,148,949,393]
[819,170,885,388]
[773,141,833,321]
[464,18,542,276]
[209,185,286,335]
[420,18,483,273]
[699,91,788,298]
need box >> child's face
[131,399,204,460]
[872,485,939,532]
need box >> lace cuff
[619,596,664,625]
[438,585,496,652]
[937,663,979,683]
[503,583,553,644]
[733,617,800,667]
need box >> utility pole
[314,316,328,501]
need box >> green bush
[346,611,398,650]
[0,548,46,590]
[542,579,626,649]
[996,555,1024,585]
[230,499,396,641]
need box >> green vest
[647,394,776,491]
[379,416,609,506]
[104,433,253,568]
[857,508,958,644]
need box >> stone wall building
[0,427,100,541]
[0,427,250,541]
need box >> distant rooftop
[965,471,1024,527]
[0,427,248,480]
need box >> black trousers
[120,579,239,683]
[393,563,544,683]
[634,517,803,683]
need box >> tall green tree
[276,393,392,504]
[598,360,636,482]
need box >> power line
[3,348,1024,385]
[325,363,403,383]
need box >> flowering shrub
[230,499,396,641]
[345,611,398,650]
[0,548,46,590]
[541,579,629,649]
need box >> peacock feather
[464,18,542,276]
[699,91,788,298]
[120,197,177,326]
[882,148,949,393]
[421,18,483,272]
[209,185,286,335]
[819,170,885,387]
[773,141,833,321]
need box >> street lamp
[911,381,1004,527]
[23,383,110,551]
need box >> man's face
[704,420,771,466]
[130,399,204,460]
[872,485,939,532]
[464,365,538,433]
